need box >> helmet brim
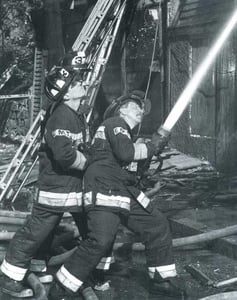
[103,91,151,120]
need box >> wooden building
[165,0,237,172]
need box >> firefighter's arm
[132,136,158,160]
[69,150,88,170]
[47,134,88,170]
[107,123,159,162]
[70,142,92,170]
[133,140,154,160]
[107,124,135,163]
[133,127,171,160]
[110,131,153,162]
[45,116,88,171]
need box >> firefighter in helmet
[47,91,187,299]
[0,51,95,298]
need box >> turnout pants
[1,204,85,281]
[57,198,174,292]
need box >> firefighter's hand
[150,131,171,155]
[78,142,91,155]
[77,142,92,168]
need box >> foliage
[0,0,35,93]
[126,8,159,68]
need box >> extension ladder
[0,110,43,204]
[30,47,46,123]
[72,0,127,122]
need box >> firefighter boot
[0,273,33,298]
[81,284,99,300]
[149,272,187,299]
[48,280,82,300]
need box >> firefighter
[0,52,96,298]
[48,91,187,299]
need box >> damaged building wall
[168,39,216,167]
[166,0,237,172]
[215,31,237,172]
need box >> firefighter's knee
[146,210,172,247]
[89,232,114,255]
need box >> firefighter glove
[150,131,171,155]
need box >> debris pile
[143,148,220,213]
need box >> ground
[1,247,237,299]
[1,143,237,299]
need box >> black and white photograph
[0,0,237,299]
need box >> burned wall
[168,34,237,172]
[215,31,237,172]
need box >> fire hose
[44,223,237,266]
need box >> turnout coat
[37,103,89,212]
[83,116,152,214]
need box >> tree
[0,0,34,94]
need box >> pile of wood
[149,148,219,193]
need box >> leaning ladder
[30,47,46,124]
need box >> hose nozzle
[157,125,171,138]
